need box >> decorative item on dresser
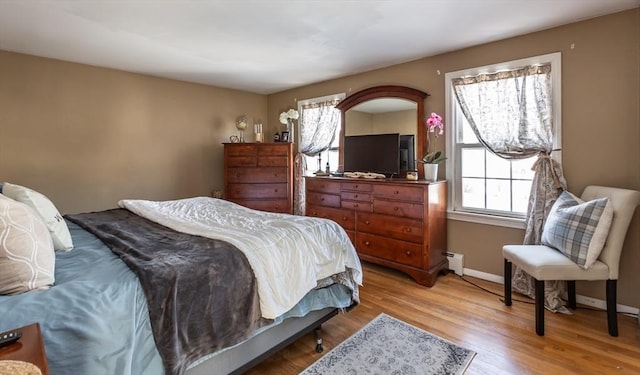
[224,142,294,214]
[305,176,447,286]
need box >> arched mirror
[336,85,429,177]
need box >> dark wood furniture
[224,142,294,214]
[305,176,447,286]
[0,323,49,375]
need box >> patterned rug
[300,313,476,375]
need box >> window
[297,94,345,175]
[445,53,561,228]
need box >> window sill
[447,210,526,229]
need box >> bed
[0,191,362,375]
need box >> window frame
[444,53,562,229]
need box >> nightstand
[0,323,49,375]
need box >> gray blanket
[66,209,269,375]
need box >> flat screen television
[343,133,400,177]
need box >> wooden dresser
[305,176,447,286]
[224,142,294,214]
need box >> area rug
[300,313,476,375]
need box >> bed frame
[186,307,338,374]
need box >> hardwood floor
[246,262,640,375]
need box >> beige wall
[0,51,267,213]
[268,9,640,307]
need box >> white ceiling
[1,0,638,94]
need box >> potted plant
[418,112,446,180]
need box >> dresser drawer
[227,167,288,183]
[232,199,290,213]
[356,212,423,243]
[227,183,288,199]
[258,156,290,167]
[226,156,257,167]
[225,144,257,157]
[355,233,423,268]
[373,185,424,203]
[373,199,424,220]
[340,191,371,202]
[258,144,290,156]
[306,179,341,194]
[306,204,355,231]
[341,200,372,212]
[306,191,340,208]
[341,181,373,192]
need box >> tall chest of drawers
[224,142,294,214]
[305,176,447,286]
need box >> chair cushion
[503,245,609,281]
[541,191,612,269]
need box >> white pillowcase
[2,182,73,252]
[0,194,55,295]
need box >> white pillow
[541,191,613,269]
[2,182,73,252]
[0,194,55,295]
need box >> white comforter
[119,197,362,319]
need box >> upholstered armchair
[503,186,640,336]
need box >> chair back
[581,186,640,279]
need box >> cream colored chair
[503,186,640,336]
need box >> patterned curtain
[293,98,341,215]
[452,63,569,312]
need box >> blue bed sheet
[0,221,354,374]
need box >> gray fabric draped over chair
[293,98,341,216]
[452,63,569,311]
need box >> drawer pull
[393,207,399,211]
[394,190,400,195]
[312,211,318,215]
[354,194,358,198]
[405,250,411,256]
[321,197,325,201]
[342,216,348,221]
[405,227,412,233]
[364,220,370,225]
[274,189,279,192]
[355,185,359,188]
[364,241,371,246]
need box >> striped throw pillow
[541,191,613,269]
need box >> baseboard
[461,267,640,317]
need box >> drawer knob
[354,194,358,198]
[405,250,411,256]
[394,207,399,211]
[405,227,412,233]
[364,241,371,246]
[365,220,370,225]
[354,204,359,208]
[355,185,359,188]
[312,211,318,215]
[321,197,325,201]
[342,216,348,221]
[394,190,399,195]
[274,189,279,192]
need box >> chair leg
[535,279,545,336]
[606,280,618,337]
[567,280,576,309]
[504,259,512,306]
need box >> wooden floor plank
[245,262,640,375]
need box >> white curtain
[293,99,341,215]
[452,63,568,312]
